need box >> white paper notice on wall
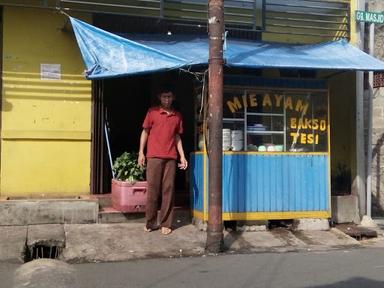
[40,64,61,80]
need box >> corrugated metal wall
[191,152,204,212]
[191,153,329,219]
[222,154,329,213]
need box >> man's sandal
[161,227,172,235]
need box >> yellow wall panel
[1,7,92,197]
[350,0,358,45]
[2,92,91,133]
[1,140,91,197]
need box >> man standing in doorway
[138,87,188,235]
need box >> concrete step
[0,198,99,226]
[93,192,191,208]
[99,207,146,224]
[98,206,191,225]
[94,192,191,224]
[90,194,112,208]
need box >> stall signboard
[223,89,328,153]
[356,10,384,24]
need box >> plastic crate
[111,179,147,212]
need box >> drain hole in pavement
[224,221,237,232]
[335,224,378,241]
[268,219,294,230]
[25,245,61,262]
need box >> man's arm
[175,134,188,170]
[138,129,149,167]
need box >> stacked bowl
[231,130,244,151]
[222,129,231,151]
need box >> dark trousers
[145,158,176,229]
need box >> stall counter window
[191,81,330,221]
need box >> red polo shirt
[142,107,183,160]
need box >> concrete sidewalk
[1,221,375,264]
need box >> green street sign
[356,10,384,24]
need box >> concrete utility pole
[356,0,366,219]
[366,22,375,218]
[206,0,224,253]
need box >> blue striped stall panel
[190,153,204,212]
[222,154,329,213]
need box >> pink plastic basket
[111,179,147,212]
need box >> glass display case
[221,89,328,153]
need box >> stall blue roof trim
[69,17,384,80]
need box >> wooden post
[206,0,224,253]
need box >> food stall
[191,75,330,221]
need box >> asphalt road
[3,248,384,288]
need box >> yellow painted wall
[350,0,358,45]
[322,0,357,194]
[1,7,92,197]
[327,72,356,194]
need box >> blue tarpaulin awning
[69,17,384,80]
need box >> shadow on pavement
[311,277,384,288]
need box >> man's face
[159,92,174,109]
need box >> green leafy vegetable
[112,152,145,183]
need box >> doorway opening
[91,71,196,209]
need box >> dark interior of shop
[97,71,197,207]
